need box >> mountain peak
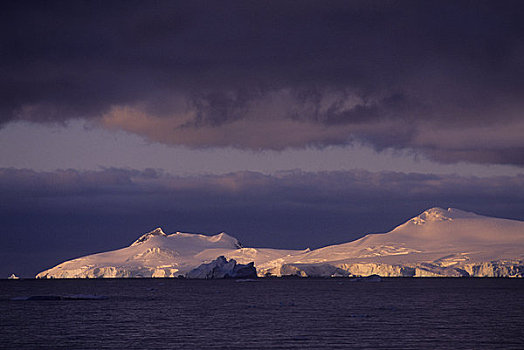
[210,232,243,249]
[131,227,167,246]
[150,227,165,235]
[415,207,452,223]
[408,207,478,226]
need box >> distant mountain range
[36,208,524,278]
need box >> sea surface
[1,278,523,349]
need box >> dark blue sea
[1,278,523,349]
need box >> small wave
[234,278,259,282]
[10,294,108,301]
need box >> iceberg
[185,256,257,279]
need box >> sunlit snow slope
[36,208,524,278]
[36,228,305,278]
[271,208,524,277]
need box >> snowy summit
[36,208,524,278]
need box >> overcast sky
[1,1,523,277]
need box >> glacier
[36,208,524,278]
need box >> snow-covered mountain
[36,228,306,278]
[266,208,524,277]
[36,208,524,278]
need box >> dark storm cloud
[1,167,524,277]
[2,1,524,164]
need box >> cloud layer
[2,1,524,164]
[2,167,524,276]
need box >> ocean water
[1,278,523,349]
